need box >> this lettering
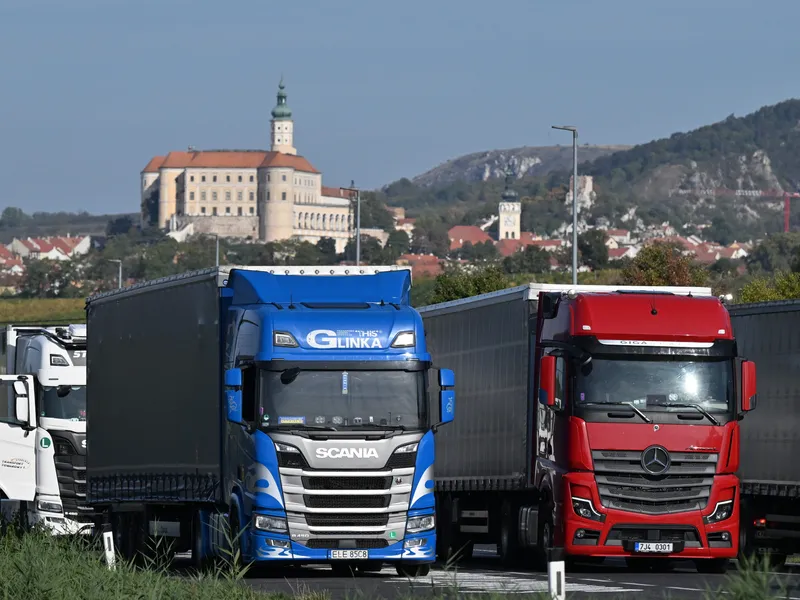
[315,447,380,460]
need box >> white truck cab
[0,324,91,535]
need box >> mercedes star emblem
[641,445,671,475]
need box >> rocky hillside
[379,98,800,244]
[410,144,630,188]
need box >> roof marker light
[718,329,726,335]
[582,325,591,331]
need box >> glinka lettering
[306,329,382,350]
[316,447,380,459]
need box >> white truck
[0,324,92,534]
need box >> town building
[141,80,360,253]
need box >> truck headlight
[253,515,288,533]
[391,331,415,348]
[406,515,435,533]
[704,500,733,524]
[37,501,63,514]
[394,442,418,454]
[273,332,298,347]
[572,497,604,522]
[274,442,300,454]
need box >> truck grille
[305,539,388,549]
[302,476,391,490]
[53,435,94,517]
[306,514,389,527]
[303,495,390,509]
[277,451,415,471]
[592,450,717,515]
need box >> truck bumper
[563,473,738,559]
[248,530,436,564]
[30,510,94,536]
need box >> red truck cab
[536,288,757,572]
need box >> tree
[430,266,512,304]
[385,230,410,260]
[107,216,135,237]
[746,233,800,273]
[621,242,707,287]
[503,245,551,274]
[341,235,385,265]
[578,230,609,270]
[739,271,800,303]
[0,207,29,229]
[316,237,338,264]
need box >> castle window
[190,175,194,182]
[249,206,254,214]
[225,206,231,214]
[237,191,243,201]
[238,207,243,216]
[201,191,206,201]
[213,175,217,183]
[201,175,206,182]
[282,192,287,201]
[267,192,271,201]
[212,192,218,201]
[226,175,230,182]
[238,175,242,183]
[201,207,206,214]
[250,175,254,182]
[282,175,287,182]
[212,207,218,215]
[225,191,231,201]
[249,191,254,201]
[190,192,195,201]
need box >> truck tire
[191,510,210,571]
[533,502,554,571]
[695,558,729,574]
[499,500,519,564]
[395,564,431,578]
[435,496,454,563]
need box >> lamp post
[343,181,362,266]
[211,234,219,267]
[108,259,122,289]
[552,125,579,285]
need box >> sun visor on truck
[226,269,412,306]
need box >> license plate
[329,549,369,560]
[634,542,673,553]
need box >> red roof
[448,226,492,250]
[142,156,166,173]
[0,246,12,260]
[155,150,319,173]
[321,186,353,199]
[397,218,416,226]
[608,247,630,259]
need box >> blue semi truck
[85,265,455,576]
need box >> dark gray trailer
[729,299,800,565]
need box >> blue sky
[2,0,799,215]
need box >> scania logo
[315,447,379,459]
[641,445,670,475]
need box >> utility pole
[108,259,122,289]
[213,234,219,267]
[552,125,579,285]
[343,180,362,266]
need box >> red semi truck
[419,283,757,573]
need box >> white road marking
[383,567,643,594]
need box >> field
[0,298,86,325]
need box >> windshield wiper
[581,401,653,424]
[270,424,339,431]
[659,403,720,426]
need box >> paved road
[241,548,800,599]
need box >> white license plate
[634,542,673,553]
[329,549,369,560]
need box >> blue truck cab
[86,265,455,577]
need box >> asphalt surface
[240,546,800,599]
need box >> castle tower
[270,77,296,155]
[498,166,521,240]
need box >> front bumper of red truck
[562,473,739,559]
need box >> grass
[0,298,86,325]
[0,523,791,600]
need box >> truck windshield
[39,385,87,421]
[575,357,733,415]
[259,369,426,430]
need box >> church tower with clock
[498,167,521,240]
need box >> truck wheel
[395,564,431,578]
[191,510,210,571]
[435,496,454,564]
[499,500,519,564]
[534,504,554,571]
[695,558,729,574]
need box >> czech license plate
[329,549,369,560]
[634,542,673,553]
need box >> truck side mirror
[437,368,455,425]
[225,368,243,424]
[539,356,557,407]
[741,360,757,412]
[12,380,29,424]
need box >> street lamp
[552,125,579,285]
[108,259,122,289]
[210,234,219,267]
[342,180,362,266]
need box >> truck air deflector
[572,337,736,358]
